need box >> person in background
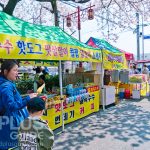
[34,74,46,93]
[133,65,140,74]
[33,66,43,81]
[0,60,37,150]
[18,97,54,150]
[104,69,111,85]
[129,64,134,75]
[142,64,149,78]
[42,67,50,80]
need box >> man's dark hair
[27,97,45,113]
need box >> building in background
[134,53,150,60]
[140,53,150,60]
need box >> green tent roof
[86,37,121,53]
[0,11,98,50]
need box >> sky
[71,18,150,56]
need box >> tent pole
[101,62,105,111]
[101,50,105,110]
[59,60,64,132]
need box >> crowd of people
[0,60,54,150]
[130,64,149,78]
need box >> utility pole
[142,14,145,60]
[136,12,140,60]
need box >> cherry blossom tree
[0,0,149,41]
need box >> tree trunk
[54,0,59,26]
[51,0,58,26]
[3,0,20,15]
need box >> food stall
[86,37,128,106]
[0,11,102,130]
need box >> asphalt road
[54,97,150,150]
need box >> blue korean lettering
[27,43,42,54]
[27,42,33,53]
[35,44,42,51]
[17,41,26,55]
[70,48,79,58]
[93,52,101,59]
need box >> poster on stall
[42,87,100,130]
[103,50,128,70]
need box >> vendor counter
[42,85,100,130]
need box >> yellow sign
[0,33,101,62]
[19,61,58,67]
[42,89,100,130]
[103,50,128,69]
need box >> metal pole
[57,7,64,132]
[142,14,145,60]
[101,63,105,111]
[77,6,81,41]
[136,12,140,60]
[59,60,64,132]
[100,50,105,110]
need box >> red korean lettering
[45,45,51,56]
[80,107,84,114]
[91,103,94,110]
[55,103,61,112]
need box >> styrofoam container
[132,90,140,99]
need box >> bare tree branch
[101,0,113,8]
[42,6,54,13]
[60,0,91,3]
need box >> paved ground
[53,97,150,150]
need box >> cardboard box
[63,73,83,86]
[83,73,101,85]
[63,73,102,86]
[75,67,84,73]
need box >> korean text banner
[42,88,100,130]
[103,50,128,69]
[0,34,101,62]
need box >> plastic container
[124,89,131,99]
[119,92,124,99]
